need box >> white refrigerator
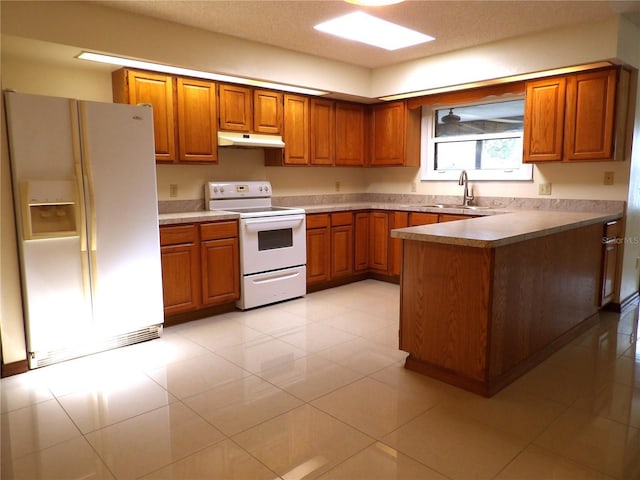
[4,92,164,369]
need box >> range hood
[217,131,285,148]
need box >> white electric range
[205,181,306,309]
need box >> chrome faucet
[458,170,474,207]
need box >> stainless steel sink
[422,204,493,211]
[423,203,465,209]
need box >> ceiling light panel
[314,12,434,50]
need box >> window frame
[420,97,533,182]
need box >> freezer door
[4,92,92,357]
[78,101,163,335]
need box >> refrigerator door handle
[78,102,99,292]
[70,101,91,298]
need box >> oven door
[239,214,306,275]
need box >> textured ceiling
[98,0,640,69]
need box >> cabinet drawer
[307,214,330,229]
[604,220,622,239]
[200,221,238,241]
[331,211,352,227]
[160,224,197,246]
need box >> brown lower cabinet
[160,220,239,318]
[306,212,355,287]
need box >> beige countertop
[158,202,504,225]
[158,210,239,225]
[391,210,622,248]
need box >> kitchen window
[421,98,533,181]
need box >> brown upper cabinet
[310,98,336,166]
[265,94,309,166]
[370,101,421,167]
[112,69,218,164]
[218,83,283,134]
[335,102,366,166]
[113,69,177,162]
[523,67,621,163]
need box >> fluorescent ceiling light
[76,51,329,96]
[345,0,405,5]
[314,11,434,50]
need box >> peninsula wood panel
[400,241,492,382]
[399,221,604,395]
[489,223,601,378]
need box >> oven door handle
[251,270,302,284]
[243,215,305,232]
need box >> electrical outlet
[335,181,341,192]
[538,183,551,195]
[411,182,417,193]
[604,171,614,185]
[169,184,178,198]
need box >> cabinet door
[176,77,218,163]
[126,70,176,162]
[201,237,240,305]
[331,225,353,279]
[310,98,335,165]
[218,84,252,131]
[335,102,365,166]
[283,94,309,165]
[306,214,330,285]
[371,101,405,166]
[253,89,283,134]
[161,244,201,315]
[160,224,200,315]
[354,212,369,272]
[564,69,617,161]
[523,77,566,163]
[390,212,409,276]
[369,212,389,273]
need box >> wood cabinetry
[330,212,353,279]
[370,101,421,166]
[369,211,390,274]
[218,84,252,132]
[310,98,335,166]
[218,84,283,134]
[600,220,622,306]
[438,214,471,222]
[306,214,331,285]
[200,221,240,306]
[112,69,218,164]
[390,212,409,276]
[160,220,239,319]
[524,68,619,163]
[176,77,218,162]
[283,94,309,165]
[113,69,177,162]
[160,224,201,315]
[354,212,370,272]
[335,102,366,166]
[253,89,283,134]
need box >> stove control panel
[205,181,272,202]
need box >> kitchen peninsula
[391,210,622,396]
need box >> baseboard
[1,359,29,378]
[604,291,639,313]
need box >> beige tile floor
[2,279,640,479]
